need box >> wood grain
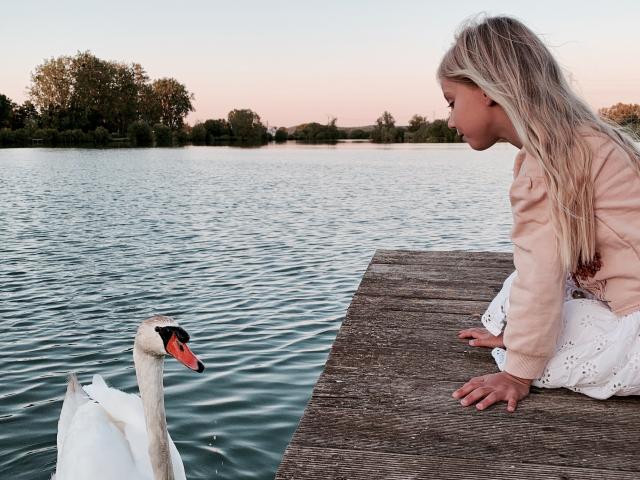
[276,250,640,479]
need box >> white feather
[52,316,197,480]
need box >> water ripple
[0,143,517,479]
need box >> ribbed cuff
[504,350,549,380]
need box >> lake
[0,142,518,479]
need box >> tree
[371,111,402,143]
[325,117,339,141]
[29,52,138,132]
[58,52,139,133]
[28,55,74,129]
[127,120,153,147]
[152,78,194,130]
[153,123,173,147]
[274,127,288,142]
[190,123,206,145]
[93,126,111,146]
[349,128,369,140]
[203,118,231,144]
[174,127,190,146]
[291,118,340,143]
[408,114,427,133]
[133,63,161,127]
[227,108,266,144]
[11,101,39,129]
[109,62,139,134]
[28,52,195,135]
[0,94,15,128]
[68,51,114,131]
[425,119,460,142]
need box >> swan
[52,315,205,480]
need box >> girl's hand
[458,327,505,348]
[452,371,531,413]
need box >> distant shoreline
[0,138,469,150]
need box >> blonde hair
[437,14,640,273]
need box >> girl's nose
[447,116,455,129]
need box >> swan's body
[52,316,204,480]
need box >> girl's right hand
[458,327,505,348]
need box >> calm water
[0,142,517,479]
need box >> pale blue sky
[2,0,639,126]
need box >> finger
[468,336,502,348]
[476,392,500,410]
[451,378,485,399]
[458,327,485,338]
[459,387,493,407]
[507,397,518,413]
[457,329,474,338]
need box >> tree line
[0,51,637,148]
[0,50,195,147]
[368,111,462,143]
[273,113,463,144]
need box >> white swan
[52,315,205,480]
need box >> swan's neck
[134,345,174,480]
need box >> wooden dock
[276,249,640,479]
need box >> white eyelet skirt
[481,270,640,399]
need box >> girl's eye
[447,101,455,109]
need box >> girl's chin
[466,137,493,151]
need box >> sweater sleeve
[503,171,566,379]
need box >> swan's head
[135,315,205,373]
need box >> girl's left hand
[452,371,532,413]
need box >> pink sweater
[504,130,640,379]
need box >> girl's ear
[482,91,496,107]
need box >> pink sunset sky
[2,0,639,128]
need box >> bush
[72,129,88,145]
[13,128,31,147]
[0,128,38,147]
[190,123,206,145]
[58,129,89,146]
[153,123,173,147]
[58,130,74,146]
[94,126,111,146]
[127,120,154,147]
[274,127,288,142]
[174,128,189,146]
[349,129,369,140]
[203,119,230,144]
[0,128,14,147]
[34,128,59,146]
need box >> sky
[2,0,639,127]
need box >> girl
[437,14,640,413]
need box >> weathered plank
[276,250,640,479]
[371,249,514,266]
[349,294,492,315]
[310,374,640,419]
[289,405,640,471]
[277,446,637,480]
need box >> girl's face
[440,78,505,151]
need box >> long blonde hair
[437,14,640,273]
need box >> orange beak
[166,333,205,373]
